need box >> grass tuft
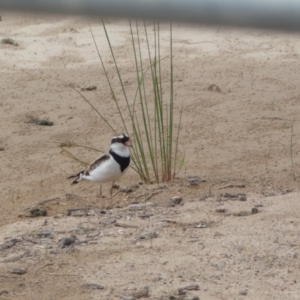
[66,21,183,183]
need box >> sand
[1,11,300,299]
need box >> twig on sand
[112,190,120,197]
[38,263,54,269]
[22,236,38,244]
[145,190,163,201]
[44,273,79,277]
[115,222,138,229]
[60,147,88,166]
[24,197,60,210]
[115,281,134,287]
[219,183,245,189]
[135,193,147,200]
[123,194,130,202]
[134,190,163,202]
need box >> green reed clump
[70,20,183,183]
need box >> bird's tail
[67,171,84,184]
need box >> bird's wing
[84,154,110,176]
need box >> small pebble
[187,175,206,185]
[1,37,18,46]
[0,238,20,251]
[37,230,52,238]
[132,286,149,298]
[30,208,47,217]
[208,83,221,92]
[120,185,139,193]
[182,284,200,291]
[81,85,97,91]
[138,232,158,240]
[239,290,248,295]
[128,204,146,211]
[200,193,214,200]
[0,290,8,296]
[238,195,247,201]
[35,119,53,126]
[195,221,208,228]
[60,236,76,248]
[11,268,27,275]
[82,283,104,290]
[178,284,200,295]
[222,193,238,198]
[282,189,293,194]
[138,213,154,219]
[171,196,183,205]
[101,218,116,225]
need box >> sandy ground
[1,12,300,300]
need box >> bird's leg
[97,184,102,198]
[110,181,115,207]
[98,184,106,208]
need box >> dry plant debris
[1,38,18,46]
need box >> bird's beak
[125,141,132,147]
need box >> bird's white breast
[87,156,124,183]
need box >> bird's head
[110,133,131,156]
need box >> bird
[67,133,131,205]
